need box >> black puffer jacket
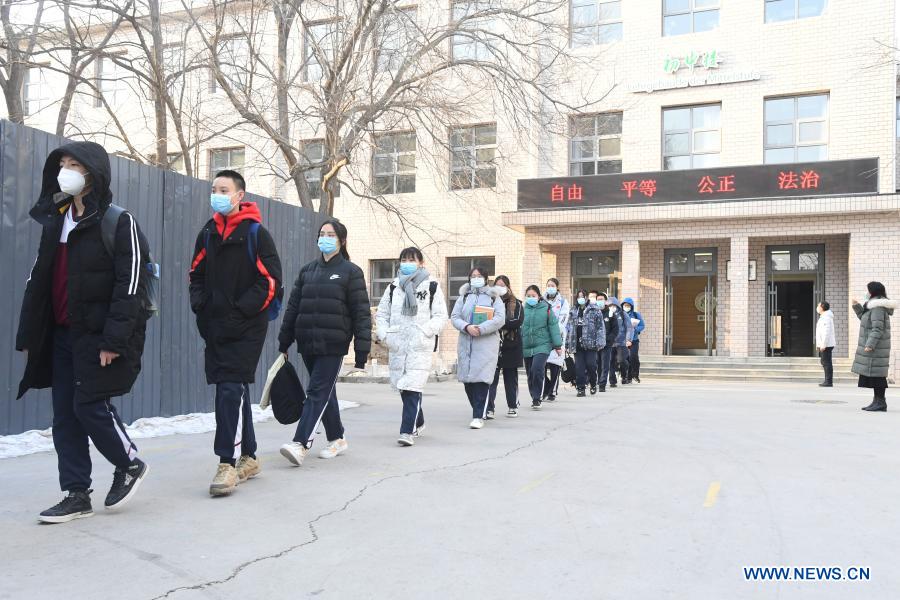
[278,253,371,364]
[603,304,619,347]
[497,298,524,369]
[189,202,283,384]
[16,142,151,400]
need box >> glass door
[571,251,619,297]
[664,248,718,356]
[766,245,825,357]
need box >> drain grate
[791,399,848,404]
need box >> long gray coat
[451,284,506,384]
[851,298,897,378]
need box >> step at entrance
[637,356,855,383]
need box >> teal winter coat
[522,299,563,358]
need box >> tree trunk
[149,0,167,167]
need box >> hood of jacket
[213,201,262,240]
[608,296,621,307]
[818,309,834,322]
[867,298,898,315]
[622,297,637,310]
[31,141,112,227]
[458,283,499,298]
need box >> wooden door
[672,276,708,352]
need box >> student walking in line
[566,289,606,396]
[488,275,524,418]
[278,219,371,464]
[189,170,283,496]
[607,297,634,386]
[522,285,563,410]
[587,291,603,386]
[375,247,448,446]
[816,301,836,388]
[17,142,152,523]
[450,266,506,429]
[543,278,569,402]
[852,282,896,412]
[622,298,644,384]
[597,292,616,392]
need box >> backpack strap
[100,204,126,258]
[428,281,438,310]
[388,282,397,305]
[246,222,260,264]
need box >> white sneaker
[414,424,426,437]
[319,438,348,459]
[397,433,415,446]
[507,409,518,418]
[469,418,484,429]
[485,410,495,420]
[280,442,309,467]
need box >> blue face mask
[470,277,485,289]
[399,262,417,276]
[525,297,539,307]
[318,236,338,254]
[864,293,871,302]
[597,300,606,309]
[577,297,587,306]
[210,193,234,215]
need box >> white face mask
[57,167,87,196]
[496,286,508,297]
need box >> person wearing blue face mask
[451,266,506,429]
[566,289,605,396]
[543,278,569,402]
[375,247,448,446]
[522,285,563,410]
[278,219,371,465]
[189,170,284,496]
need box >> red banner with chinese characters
[516,158,878,210]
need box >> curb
[338,374,456,384]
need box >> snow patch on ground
[0,400,360,460]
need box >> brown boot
[236,455,260,483]
[209,464,238,496]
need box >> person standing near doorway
[522,286,563,410]
[488,275,524,418]
[622,298,644,384]
[597,292,615,392]
[815,301,835,388]
[278,219,371,465]
[543,278,569,401]
[852,282,896,412]
[451,266,506,429]
[190,170,284,496]
[566,289,605,396]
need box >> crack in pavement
[149,398,641,600]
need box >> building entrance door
[571,251,619,297]
[664,248,717,356]
[766,245,824,357]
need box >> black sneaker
[531,400,542,410]
[599,386,606,393]
[105,458,149,510]
[546,395,556,402]
[610,382,618,388]
[634,376,641,383]
[576,389,586,397]
[39,490,93,524]
[590,386,597,395]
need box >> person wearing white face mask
[542,278,569,401]
[17,142,154,522]
[451,266,506,429]
[375,247,448,446]
[487,275,524,418]
[597,292,616,392]
[189,170,284,496]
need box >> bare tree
[181,0,609,217]
[0,0,47,124]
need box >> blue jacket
[565,303,606,352]
[622,297,645,341]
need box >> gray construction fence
[0,120,319,435]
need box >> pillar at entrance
[729,236,750,357]
[620,240,640,304]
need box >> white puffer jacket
[815,309,836,349]
[375,277,449,392]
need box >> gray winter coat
[851,298,896,378]
[451,284,506,384]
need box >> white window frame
[95,55,128,107]
[569,112,623,175]
[450,124,497,190]
[208,147,245,181]
[211,37,250,93]
[764,93,829,164]
[370,259,400,306]
[764,0,827,23]
[662,103,721,170]
[570,0,622,48]
[304,21,339,82]
[451,0,496,62]
[24,66,50,116]
[377,8,418,72]
[663,0,720,36]
[447,256,496,306]
[373,132,417,195]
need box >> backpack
[100,204,160,316]
[389,280,440,352]
[203,222,282,321]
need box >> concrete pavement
[1,379,899,600]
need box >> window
[569,112,622,175]
[302,140,341,200]
[662,104,720,170]
[162,44,184,95]
[377,9,417,72]
[95,56,127,107]
[765,0,825,22]
[374,132,416,194]
[212,37,250,92]
[447,256,496,305]
[764,94,828,164]
[167,153,185,173]
[370,259,400,306]
[24,67,50,116]
[450,124,496,189]
[305,22,338,82]
[663,0,719,36]
[451,0,496,62]
[209,147,245,180]
[570,0,622,48]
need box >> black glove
[354,352,368,370]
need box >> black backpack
[388,280,440,352]
[100,204,160,316]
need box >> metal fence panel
[0,121,319,435]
